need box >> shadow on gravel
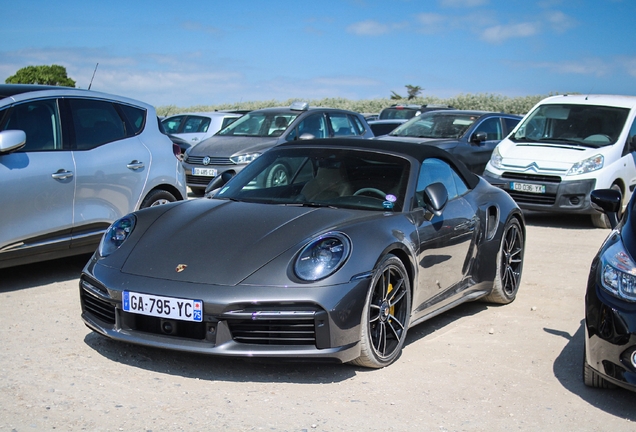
[544,322,636,420]
[83,301,489,383]
[0,253,91,292]
[523,210,605,230]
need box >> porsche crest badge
[175,264,188,273]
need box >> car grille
[501,172,562,184]
[121,313,207,340]
[185,155,233,166]
[80,277,116,325]
[501,172,561,205]
[185,174,214,186]
[224,307,322,346]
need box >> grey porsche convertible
[80,138,525,368]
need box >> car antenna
[88,63,99,90]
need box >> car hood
[377,135,459,150]
[497,139,604,171]
[121,199,365,285]
[189,136,279,157]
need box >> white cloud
[545,10,577,32]
[346,20,391,36]
[530,58,612,77]
[480,22,539,43]
[439,0,488,7]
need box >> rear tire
[482,217,524,304]
[350,255,411,368]
[140,189,176,208]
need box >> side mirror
[471,132,487,145]
[591,189,621,229]
[422,182,448,220]
[0,130,27,154]
[204,170,235,196]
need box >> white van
[483,94,636,227]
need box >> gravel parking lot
[1,211,636,431]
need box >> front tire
[350,255,411,368]
[482,217,524,304]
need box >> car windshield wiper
[536,138,601,148]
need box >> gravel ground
[1,211,636,431]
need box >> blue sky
[3,0,635,108]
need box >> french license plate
[192,167,217,177]
[122,291,203,322]
[510,182,545,194]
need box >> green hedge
[156,93,553,117]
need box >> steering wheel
[353,188,386,199]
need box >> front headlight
[600,237,636,302]
[98,214,136,257]
[567,154,603,176]
[295,232,351,281]
[489,146,503,169]
[230,152,261,165]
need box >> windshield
[512,103,629,148]
[214,147,411,212]
[217,111,299,137]
[389,112,478,139]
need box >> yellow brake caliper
[387,282,395,319]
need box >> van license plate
[510,182,545,194]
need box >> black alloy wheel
[483,217,524,304]
[351,255,411,368]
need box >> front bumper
[584,268,636,392]
[80,260,369,363]
[483,170,597,214]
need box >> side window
[503,117,520,134]
[162,116,184,134]
[1,99,61,151]
[68,99,126,150]
[297,113,327,138]
[473,117,503,141]
[183,116,211,133]
[626,117,636,155]
[416,158,468,204]
[329,113,355,136]
[350,114,366,135]
[118,104,146,135]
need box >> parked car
[80,138,525,368]
[375,110,521,174]
[483,94,636,228]
[378,104,454,120]
[583,188,636,392]
[161,111,242,148]
[367,119,407,136]
[0,84,187,269]
[182,102,374,195]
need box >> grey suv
[0,84,187,268]
[182,102,374,195]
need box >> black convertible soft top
[278,137,480,190]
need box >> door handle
[127,160,145,170]
[51,169,73,180]
[192,137,199,142]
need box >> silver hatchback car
[0,84,187,268]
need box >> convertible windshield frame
[213,147,412,212]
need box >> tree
[405,84,422,100]
[5,65,76,87]
[390,84,423,101]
